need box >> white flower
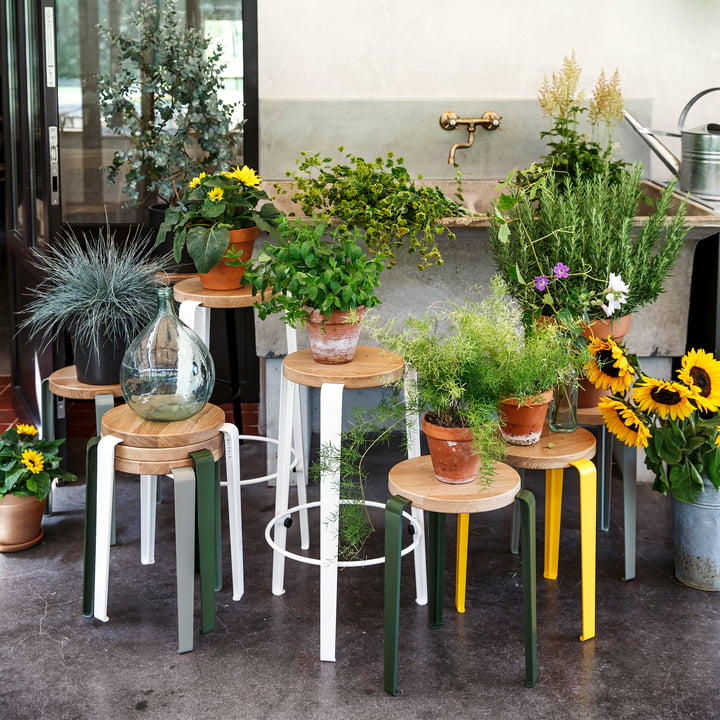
[603,273,629,316]
[607,272,629,295]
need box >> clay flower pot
[421,413,480,484]
[198,226,259,291]
[499,389,554,446]
[305,307,366,365]
[0,495,46,552]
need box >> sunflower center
[597,349,621,377]
[650,386,682,405]
[689,367,711,397]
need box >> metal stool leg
[428,512,446,630]
[510,468,526,554]
[543,467,564,580]
[516,489,538,688]
[82,437,100,618]
[384,494,410,696]
[621,445,638,581]
[455,513,469,613]
[221,423,244,600]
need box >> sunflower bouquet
[586,340,720,503]
[157,165,281,273]
[0,424,77,502]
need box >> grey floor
[1,434,719,720]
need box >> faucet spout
[440,110,502,165]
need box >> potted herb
[97,1,241,208]
[157,165,281,290]
[21,226,170,385]
[280,148,465,270]
[0,424,76,552]
[243,216,385,364]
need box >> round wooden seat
[101,403,226,448]
[48,366,123,400]
[576,405,604,426]
[388,455,520,514]
[503,424,596,470]
[112,434,224,475]
[173,276,267,308]
[282,346,405,389]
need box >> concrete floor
[1,435,719,720]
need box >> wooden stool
[86,403,243,653]
[578,406,639,580]
[41,366,122,514]
[267,346,428,662]
[384,455,536,695]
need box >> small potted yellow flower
[157,165,282,290]
[0,424,77,551]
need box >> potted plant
[0,424,76,552]
[280,148,465,270]
[97,1,241,209]
[588,341,720,589]
[157,165,282,290]
[21,226,170,385]
[243,216,385,364]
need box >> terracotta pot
[421,413,480,484]
[499,389,553,446]
[580,313,632,342]
[0,495,46,552]
[197,226,259,291]
[305,307,366,364]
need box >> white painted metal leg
[220,423,244,600]
[319,382,344,662]
[403,367,427,605]
[271,369,295,596]
[170,466,196,654]
[140,475,158,565]
[179,300,211,347]
[292,382,310,549]
[93,435,123,623]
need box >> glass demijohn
[120,287,215,421]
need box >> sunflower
[632,377,695,421]
[227,165,261,187]
[583,337,635,394]
[677,348,720,413]
[208,187,224,202]
[598,397,651,448]
[21,449,45,475]
[16,423,38,437]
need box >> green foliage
[0,425,76,501]
[281,148,465,270]
[97,1,241,206]
[157,166,281,273]
[242,216,385,327]
[21,226,170,356]
[489,165,690,323]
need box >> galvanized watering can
[624,87,720,204]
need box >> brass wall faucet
[439,110,502,164]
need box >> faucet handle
[479,111,502,130]
[439,111,459,130]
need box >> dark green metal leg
[428,511,446,630]
[82,437,100,618]
[192,449,217,635]
[384,494,410,696]
[215,461,223,592]
[517,489,538,688]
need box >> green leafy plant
[489,164,690,324]
[242,216,385,327]
[280,148,465,270]
[518,51,627,186]
[21,226,170,357]
[156,165,281,273]
[97,1,241,206]
[0,424,76,501]
[587,341,720,503]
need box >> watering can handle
[678,87,720,131]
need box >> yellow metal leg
[570,459,597,642]
[543,467,564,580]
[455,513,469,613]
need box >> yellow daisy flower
[208,187,224,202]
[583,337,635,394]
[189,172,207,188]
[16,423,39,436]
[21,449,44,475]
[227,165,261,187]
[598,397,651,448]
[632,377,695,421]
[677,348,720,413]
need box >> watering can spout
[623,109,681,176]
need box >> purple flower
[553,262,569,279]
[534,275,549,291]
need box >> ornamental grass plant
[587,340,720,503]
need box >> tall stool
[40,366,122,514]
[266,346,428,662]
[86,403,242,653]
[384,455,537,695]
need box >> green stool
[384,455,537,695]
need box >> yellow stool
[456,424,597,641]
